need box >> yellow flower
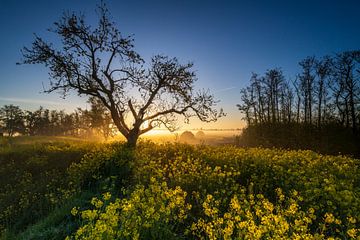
[347,216,357,224]
[334,219,341,225]
[324,213,335,224]
[71,207,78,216]
[347,228,357,238]
[288,203,298,214]
[230,195,241,211]
[308,208,315,214]
[103,192,111,201]
[91,197,103,209]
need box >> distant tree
[25,107,52,135]
[19,3,223,146]
[49,110,63,135]
[332,51,360,133]
[298,56,316,124]
[237,51,360,132]
[70,108,89,136]
[237,69,290,125]
[58,110,78,135]
[279,80,293,123]
[25,110,38,136]
[237,86,255,125]
[87,96,116,140]
[314,56,332,127]
[236,52,360,158]
[250,73,266,124]
[263,69,286,123]
[292,76,302,123]
[0,105,25,136]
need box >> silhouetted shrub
[180,131,196,143]
[195,131,206,139]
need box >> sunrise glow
[1,1,359,239]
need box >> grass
[3,191,95,240]
[0,137,99,237]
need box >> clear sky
[0,0,359,129]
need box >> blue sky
[0,0,359,129]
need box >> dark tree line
[0,97,115,139]
[237,50,360,133]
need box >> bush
[179,131,196,144]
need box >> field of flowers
[1,138,360,239]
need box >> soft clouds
[0,97,69,107]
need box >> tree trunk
[296,95,301,123]
[126,129,139,148]
[345,100,350,128]
[317,78,324,128]
[349,92,357,133]
[304,91,308,123]
[308,82,312,125]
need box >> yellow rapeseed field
[65,142,360,239]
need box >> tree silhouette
[236,51,360,157]
[0,105,25,136]
[19,3,223,146]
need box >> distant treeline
[0,97,115,139]
[237,50,360,157]
[237,50,360,131]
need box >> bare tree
[18,3,223,146]
[314,56,332,127]
[238,70,292,126]
[237,86,255,125]
[291,76,301,123]
[332,51,360,132]
[238,51,360,134]
[299,57,316,124]
[250,73,266,124]
[280,80,293,123]
[263,69,285,123]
